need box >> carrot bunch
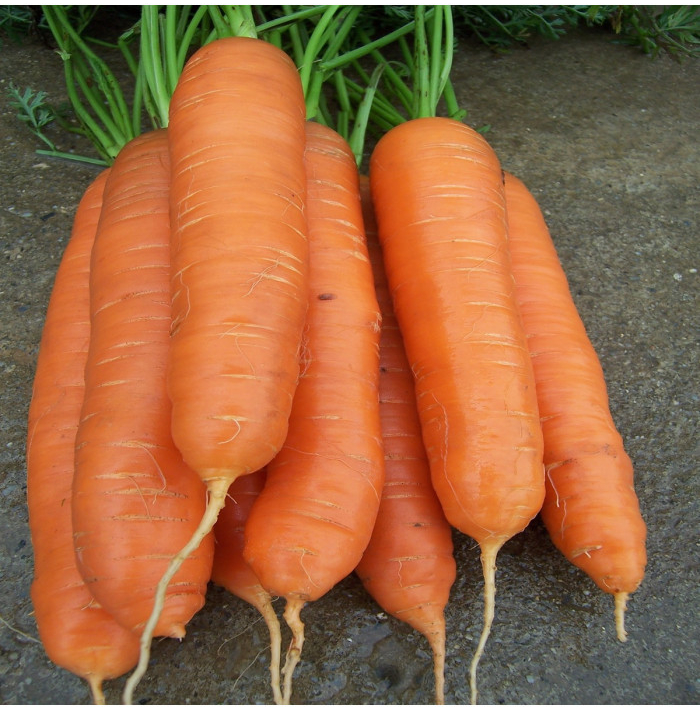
[26,10,646,706]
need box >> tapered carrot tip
[427,631,447,704]
[469,539,505,706]
[614,592,629,642]
[87,675,105,705]
[281,598,306,705]
[257,597,284,705]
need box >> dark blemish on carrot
[318,293,337,300]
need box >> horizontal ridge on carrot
[26,169,140,704]
[123,36,309,704]
[72,129,214,640]
[369,116,545,704]
[503,170,647,641]
[244,121,384,704]
[355,175,456,705]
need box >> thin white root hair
[614,591,629,642]
[258,596,284,705]
[281,598,306,705]
[87,675,105,705]
[121,477,230,704]
[427,628,447,705]
[469,540,504,706]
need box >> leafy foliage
[7,5,699,166]
[611,5,700,60]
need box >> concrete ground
[1,26,698,705]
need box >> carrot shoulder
[72,129,213,639]
[26,169,139,704]
[369,117,545,704]
[504,171,647,640]
[124,37,309,703]
[355,176,456,705]
[243,121,384,704]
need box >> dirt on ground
[1,26,698,705]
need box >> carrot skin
[26,169,140,701]
[212,468,272,610]
[244,123,384,603]
[166,36,309,482]
[370,118,545,545]
[72,130,214,639]
[369,117,545,704]
[504,171,646,637]
[355,176,456,705]
[243,122,384,703]
[124,38,309,703]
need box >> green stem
[44,6,132,140]
[442,77,466,121]
[320,5,362,63]
[36,148,108,166]
[356,28,413,112]
[299,5,342,97]
[321,7,436,72]
[348,63,385,169]
[399,35,415,75]
[428,5,443,111]
[282,5,306,68]
[164,6,180,95]
[344,76,406,128]
[413,6,431,119]
[256,5,329,34]
[207,5,231,38]
[140,6,170,127]
[177,5,210,69]
[437,6,456,108]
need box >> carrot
[503,171,647,640]
[369,117,545,704]
[355,175,457,705]
[26,169,140,704]
[212,468,284,705]
[243,121,384,704]
[72,129,213,640]
[123,37,309,703]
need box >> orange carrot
[123,37,309,702]
[355,176,456,705]
[212,468,283,704]
[26,169,140,704]
[243,121,384,704]
[72,129,213,640]
[369,117,545,704]
[503,170,647,640]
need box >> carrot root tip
[614,591,629,642]
[281,598,306,705]
[469,540,504,706]
[427,629,447,705]
[122,478,231,705]
[258,596,284,705]
[87,674,105,705]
